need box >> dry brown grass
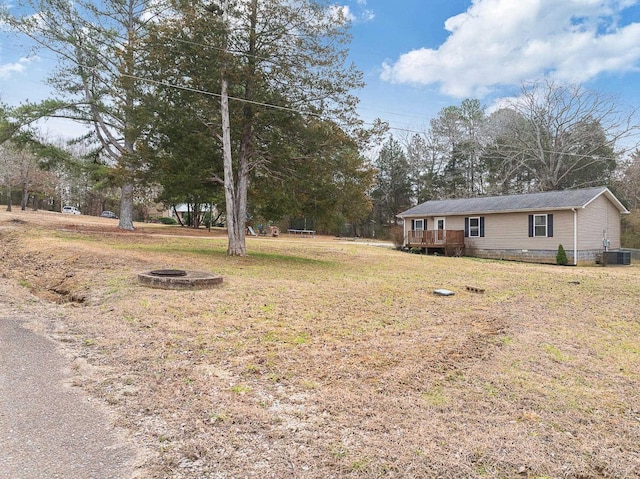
[1,209,639,478]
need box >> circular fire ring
[138,270,223,290]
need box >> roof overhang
[397,188,630,218]
[398,206,579,219]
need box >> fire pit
[150,269,187,277]
[138,269,223,290]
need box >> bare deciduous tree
[488,80,640,192]
[0,143,58,211]
[616,149,640,210]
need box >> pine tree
[556,244,568,265]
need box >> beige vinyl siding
[438,216,465,231]
[577,194,622,250]
[461,210,573,251]
[408,216,466,232]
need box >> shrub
[556,244,568,265]
[157,217,177,225]
[621,212,640,248]
[390,226,405,250]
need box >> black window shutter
[411,219,415,231]
[548,214,554,237]
[480,217,485,237]
[528,215,534,237]
[464,217,469,237]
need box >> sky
[2,0,640,139]
[342,0,640,136]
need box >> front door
[435,217,445,243]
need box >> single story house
[397,187,629,265]
[171,203,219,223]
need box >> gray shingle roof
[398,187,628,217]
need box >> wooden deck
[406,230,465,252]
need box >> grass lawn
[1,210,639,478]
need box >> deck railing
[406,229,465,248]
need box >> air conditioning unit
[603,251,631,265]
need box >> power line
[2,46,430,134]
[1,27,432,134]
[5,51,638,149]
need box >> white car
[62,205,81,215]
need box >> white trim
[435,217,446,242]
[572,208,577,266]
[468,216,481,237]
[533,214,548,237]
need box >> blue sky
[343,0,640,136]
[2,0,640,139]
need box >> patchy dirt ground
[1,209,639,478]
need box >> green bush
[157,217,177,225]
[556,244,568,265]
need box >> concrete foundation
[467,248,605,266]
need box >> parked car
[62,206,81,215]
[100,210,119,219]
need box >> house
[171,203,220,224]
[397,187,629,265]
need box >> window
[469,217,480,237]
[528,214,554,237]
[534,215,547,237]
[413,219,424,231]
[464,216,485,237]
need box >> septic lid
[150,269,187,277]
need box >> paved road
[0,316,137,479]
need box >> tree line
[1,2,640,253]
[371,82,640,226]
[1,0,383,255]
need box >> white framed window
[534,214,547,237]
[468,217,480,237]
[528,214,554,238]
[413,219,424,231]
[465,216,484,238]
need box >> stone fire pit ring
[138,269,223,290]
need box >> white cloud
[330,3,374,24]
[0,56,33,79]
[361,9,375,22]
[329,2,374,24]
[329,5,356,23]
[381,0,640,97]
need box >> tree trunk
[21,182,27,211]
[5,184,11,212]
[221,0,246,256]
[118,182,135,230]
[173,205,185,226]
[221,75,246,256]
